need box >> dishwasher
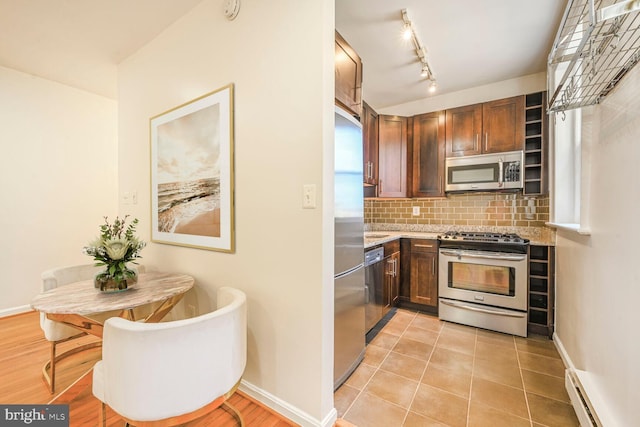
[364,247,385,333]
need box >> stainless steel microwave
[445,151,523,192]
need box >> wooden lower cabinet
[399,239,439,311]
[409,239,438,308]
[383,240,400,310]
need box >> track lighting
[429,80,437,93]
[401,8,436,88]
[402,22,412,40]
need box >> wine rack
[523,92,548,195]
[528,244,555,337]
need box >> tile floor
[335,309,580,427]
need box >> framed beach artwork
[150,84,234,252]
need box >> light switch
[303,184,316,209]
[412,206,420,216]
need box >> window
[548,62,591,235]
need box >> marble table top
[30,272,194,315]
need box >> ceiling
[0,0,204,99]
[0,1,568,105]
[336,0,569,110]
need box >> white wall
[554,63,640,425]
[0,66,118,316]
[116,0,335,425]
[378,72,546,116]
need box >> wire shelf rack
[548,0,640,113]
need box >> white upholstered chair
[92,286,247,427]
[40,263,145,393]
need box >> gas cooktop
[438,231,529,244]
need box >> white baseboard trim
[0,305,32,318]
[553,332,616,427]
[239,380,337,427]
[552,331,575,371]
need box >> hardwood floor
[0,311,297,426]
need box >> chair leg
[49,342,57,394]
[98,401,106,427]
[221,402,244,427]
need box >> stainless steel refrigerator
[334,106,365,390]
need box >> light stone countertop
[364,231,440,249]
[364,228,555,249]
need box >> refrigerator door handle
[335,263,364,280]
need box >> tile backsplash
[365,193,549,228]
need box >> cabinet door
[362,101,379,186]
[412,111,445,197]
[482,96,524,153]
[383,252,400,310]
[409,240,438,307]
[335,31,363,118]
[378,115,407,197]
[445,103,483,157]
[391,252,400,306]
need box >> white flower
[105,238,130,260]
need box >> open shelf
[528,245,555,338]
[523,92,548,195]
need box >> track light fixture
[401,8,436,93]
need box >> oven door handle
[440,300,526,318]
[440,249,527,262]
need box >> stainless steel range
[437,231,529,337]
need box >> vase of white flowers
[83,216,146,292]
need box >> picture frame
[150,84,234,252]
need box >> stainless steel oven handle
[440,249,527,262]
[440,300,526,318]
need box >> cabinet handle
[484,132,488,151]
[414,244,434,248]
[369,162,373,180]
[367,162,371,179]
[393,259,397,277]
[379,179,383,194]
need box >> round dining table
[31,272,195,338]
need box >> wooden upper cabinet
[483,96,525,154]
[335,31,362,118]
[445,96,525,157]
[412,111,446,197]
[445,103,483,157]
[378,115,407,197]
[362,101,378,186]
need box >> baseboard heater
[565,369,603,427]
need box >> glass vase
[95,270,138,293]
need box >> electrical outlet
[412,206,420,216]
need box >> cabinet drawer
[410,239,437,253]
